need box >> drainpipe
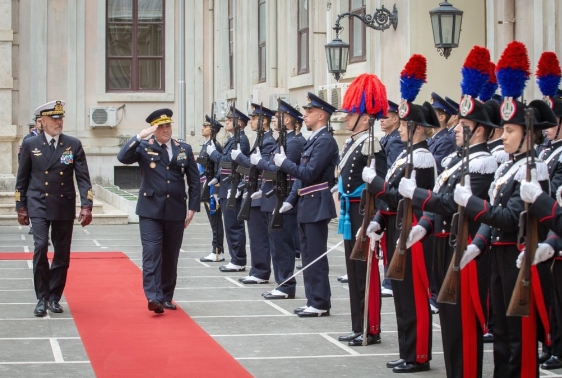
[178,0,186,139]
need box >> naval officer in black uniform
[16,100,93,317]
[274,92,339,317]
[118,109,200,314]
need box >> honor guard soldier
[335,73,388,346]
[295,115,307,145]
[16,100,93,317]
[428,92,457,174]
[454,41,554,377]
[480,72,510,165]
[363,54,438,373]
[206,107,250,272]
[273,92,339,317]
[399,46,498,378]
[199,115,225,262]
[445,96,460,130]
[118,109,200,313]
[231,103,276,284]
[253,100,304,299]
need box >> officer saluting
[16,100,93,317]
[118,109,200,314]
[274,92,339,317]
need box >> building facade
[3,0,561,188]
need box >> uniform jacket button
[45,182,49,185]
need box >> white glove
[250,147,262,166]
[230,148,242,160]
[330,185,338,194]
[516,243,555,268]
[206,141,216,156]
[208,178,218,186]
[454,175,472,207]
[279,202,293,213]
[227,189,232,199]
[368,231,384,242]
[520,168,543,204]
[251,190,262,199]
[362,159,377,184]
[405,225,426,249]
[274,146,287,167]
[242,191,248,199]
[236,189,242,198]
[366,221,381,234]
[212,193,219,202]
[460,244,481,269]
[398,171,417,199]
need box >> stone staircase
[0,190,130,226]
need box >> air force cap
[204,115,224,131]
[431,92,457,115]
[226,106,250,124]
[35,100,65,119]
[277,100,303,120]
[146,108,173,126]
[302,92,337,116]
[250,103,275,119]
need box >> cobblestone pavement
[0,214,560,377]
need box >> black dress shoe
[34,299,47,317]
[392,361,430,373]
[219,265,245,272]
[348,333,381,346]
[148,300,164,314]
[539,352,552,364]
[262,291,295,300]
[48,300,63,313]
[293,306,307,314]
[482,332,494,343]
[338,332,361,342]
[296,310,330,317]
[28,227,33,235]
[163,301,177,310]
[386,359,405,368]
[542,356,562,370]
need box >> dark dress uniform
[368,141,436,366]
[281,126,338,312]
[257,130,303,297]
[16,131,93,304]
[199,140,224,257]
[380,128,404,169]
[118,132,200,304]
[488,138,510,165]
[292,132,307,257]
[338,130,387,339]
[413,142,497,377]
[234,127,276,281]
[209,129,250,267]
[466,154,550,378]
[428,128,456,174]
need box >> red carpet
[2,252,252,378]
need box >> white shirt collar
[308,126,327,140]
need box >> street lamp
[429,1,463,59]
[325,4,398,81]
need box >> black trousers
[138,216,185,301]
[300,219,331,310]
[203,201,224,253]
[247,207,271,280]
[31,217,74,301]
[220,197,246,266]
[266,212,297,295]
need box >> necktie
[161,144,169,164]
[50,138,56,151]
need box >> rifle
[264,98,288,229]
[237,103,264,220]
[386,121,415,281]
[507,107,537,317]
[197,102,217,202]
[350,117,379,261]
[225,101,242,211]
[437,125,471,304]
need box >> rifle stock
[268,99,288,229]
[200,102,217,202]
[226,102,241,211]
[437,125,471,305]
[507,108,536,317]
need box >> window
[349,0,366,63]
[258,0,266,82]
[297,0,309,74]
[106,0,165,92]
[229,0,234,89]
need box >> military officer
[428,92,457,174]
[118,108,200,313]
[231,103,276,284]
[206,107,250,272]
[273,92,339,317]
[16,100,93,317]
[199,115,225,262]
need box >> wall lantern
[429,1,463,59]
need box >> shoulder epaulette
[361,136,383,156]
[469,154,498,175]
[492,150,509,164]
[413,149,436,169]
[557,185,562,206]
[514,160,549,182]
[441,151,457,169]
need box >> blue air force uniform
[117,109,200,306]
[380,128,404,169]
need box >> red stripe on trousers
[411,217,430,364]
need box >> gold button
[45,171,49,175]
[45,182,49,186]
[60,172,63,176]
[61,183,64,186]
[167,194,170,198]
[167,180,170,184]
[45,193,49,197]
[60,195,64,197]
[166,167,169,170]
[143,193,147,196]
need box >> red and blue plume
[460,46,490,98]
[479,62,497,102]
[341,73,388,119]
[400,54,427,102]
[495,41,530,98]
[536,52,561,98]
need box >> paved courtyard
[0,214,560,377]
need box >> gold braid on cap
[150,114,173,126]
[41,101,65,117]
